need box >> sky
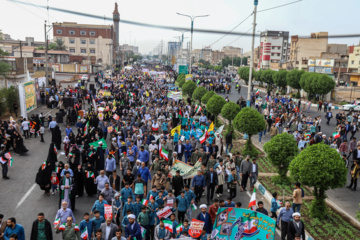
[1,0,360,55]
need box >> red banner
[189,219,205,238]
[156,206,172,219]
[104,204,113,219]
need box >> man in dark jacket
[205,167,218,205]
[287,212,305,240]
[172,170,184,197]
[30,213,53,240]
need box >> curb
[325,198,360,228]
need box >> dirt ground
[336,87,360,102]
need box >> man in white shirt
[250,158,258,191]
[21,118,30,139]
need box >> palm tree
[54,39,66,51]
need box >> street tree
[263,133,298,183]
[286,69,304,94]
[206,95,226,123]
[221,102,240,128]
[289,143,347,219]
[201,91,216,104]
[273,70,288,90]
[0,49,11,78]
[177,73,185,82]
[182,80,197,97]
[192,86,207,103]
[178,78,186,88]
[300,72,335,99]
[238,67,250,84]
[233,107,266,152]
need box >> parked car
[343,102,360,111]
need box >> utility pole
[247,0,258,106]
[240,48,243,66]
[44,21,49,87]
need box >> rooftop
[53,22,112,29]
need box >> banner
[189,219,205,238]
[89,138,108,149]
[211,207,276,240]
[185,74,193,81]
[167,91,182,100]
[24,81,37,112]
[156,206,172,219]
[170,159,202,179]
[104,204,113,219]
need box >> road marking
[15,153,62,209]
[15,183,36,209]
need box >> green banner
[89,138,108,149]
[170,159,202,179]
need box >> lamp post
[176,13,209,74]
[247,0,258,106]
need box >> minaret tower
[113,2,120,50]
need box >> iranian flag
[141,199,149,206]
[68,152,74,158]
[53,218,60,227]
[163,220,173,233]
[160,147,169,161]
[58,223,66,231]
[191,203,197,210]
[113,114,120,120]
[74,224,80,232]
[196,105,202,113]
[179,109,183,118]
[333,132,340,139]
[86,171,95,178]
[149,195,155,201]
[242,214,260,237]
[54,146,58,154]
[199,131,208,144]
[55,167,60,173]
[141,226,146,238]
[81,226,88,240]
[176,224,183,234]
[41,162,47,170]
[255,89,260,95]
[129,92,135,98]
[5,153,13,167]
[88,151,95,157]
[84,121,89,135]
[248,189,256,211]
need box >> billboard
[308,59,316,66]
[24,81,37,112]
[309,66,333,74]
[211,207,276,240]
[316,59,334,68]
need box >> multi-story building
[347,45,360,84]
[200,48,212,63]
[289,32,328,70]
[120,44,139,54]
[222,46,242,58]
[259,30,289,69]
[211,50,225,65]
[168,42,181,65]
[53,22,114,67]
[192,49,201,63]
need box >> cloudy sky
[1,0,360,54]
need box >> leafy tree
[4,86,19,113]
[273,70,288,90]
[0,49,11,78]
[198,59,211,66]
[177,73,185,82]
[261,69,275,85]
[201,91,216,104]
[233,107,266,151]
[178,78,186,88]
[289,143,347,219]
[300,72,335,99]
[206,95,226,123]
[182,80,197,97]
[221,102,240,128]
[263,133,298,183]
[238,67,250,84]
[286,69,304,93]
[192,86,207,103]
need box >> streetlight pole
[44,20,53,88]
[247,0,258,106]
[177,13,209,74]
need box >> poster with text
[24,81,37,112]
[211,207,276,240]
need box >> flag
[199,131,207,144]
[141,226,146,238]
[113,114,120,120]
[41,162,46,170]
[163,220,173,233]
[74,224,80,231]
[86,171,95,178]
[141,199,148,206]
[81,226,88,239]
[255,89,260,95]
[53,218,60,227]
[208,122,214,132]
[171,125,181,136]
[84,121,89,135]
[242,213,260,237]
[176,224,183,234]
[55,167,60,173]
[5,153,13,167]
[248,189,256,211]
[54,146,58,154]
[179,110,183,118]
[69,152,74,158]
[113,99,116,106]
[58,223,66,231]
[88,151,95,157]
[10,116,14,122]
[197,79,200,85]
[0,157,6,164]
[191,203,197,210]
[89,138,108,149]
[333,132,340,139]
[149,195,154,201]
[196,105,202,114]
[159,147,169,161]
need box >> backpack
[301,188,304,198]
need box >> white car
[343,103,360,111]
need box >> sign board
[189,219,205,238]
[185,74,193,81]
[258,184,266,195]
[316,59,334,68]
[308,59,316,66]
[179,65,188,74]
[309,66,333,74]
[104,204,113,219]
[211,207,276,240]
[170,159,202,179]
[156,206,172,219]
[24,81,37,112]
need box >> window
[271,53,274,56]
[90,49,96,54]
[272,47,275,50]
[278,47,281,50]
[81,39,86,44]
[80,31,86,35]
[69,38,75,44]
[69,30,75,35]
[81,48,86,53]
[89,39,95,44]
[69,48,75,53]
[56,29,62,34]
[90,31,95,36]
[351,61,355,64]
[277,53,280,56]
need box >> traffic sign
[179,65,188,74]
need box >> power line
[258,0,303,13]
[225,27,253,46]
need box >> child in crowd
[50,172,59,195]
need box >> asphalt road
[0,77,282,239]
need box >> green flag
[89,138,108,149]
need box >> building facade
[53,22,114,67]
[259,30,289,69]
[211,50,225,65]
[222,46,242,58]
[120,44,139,54]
